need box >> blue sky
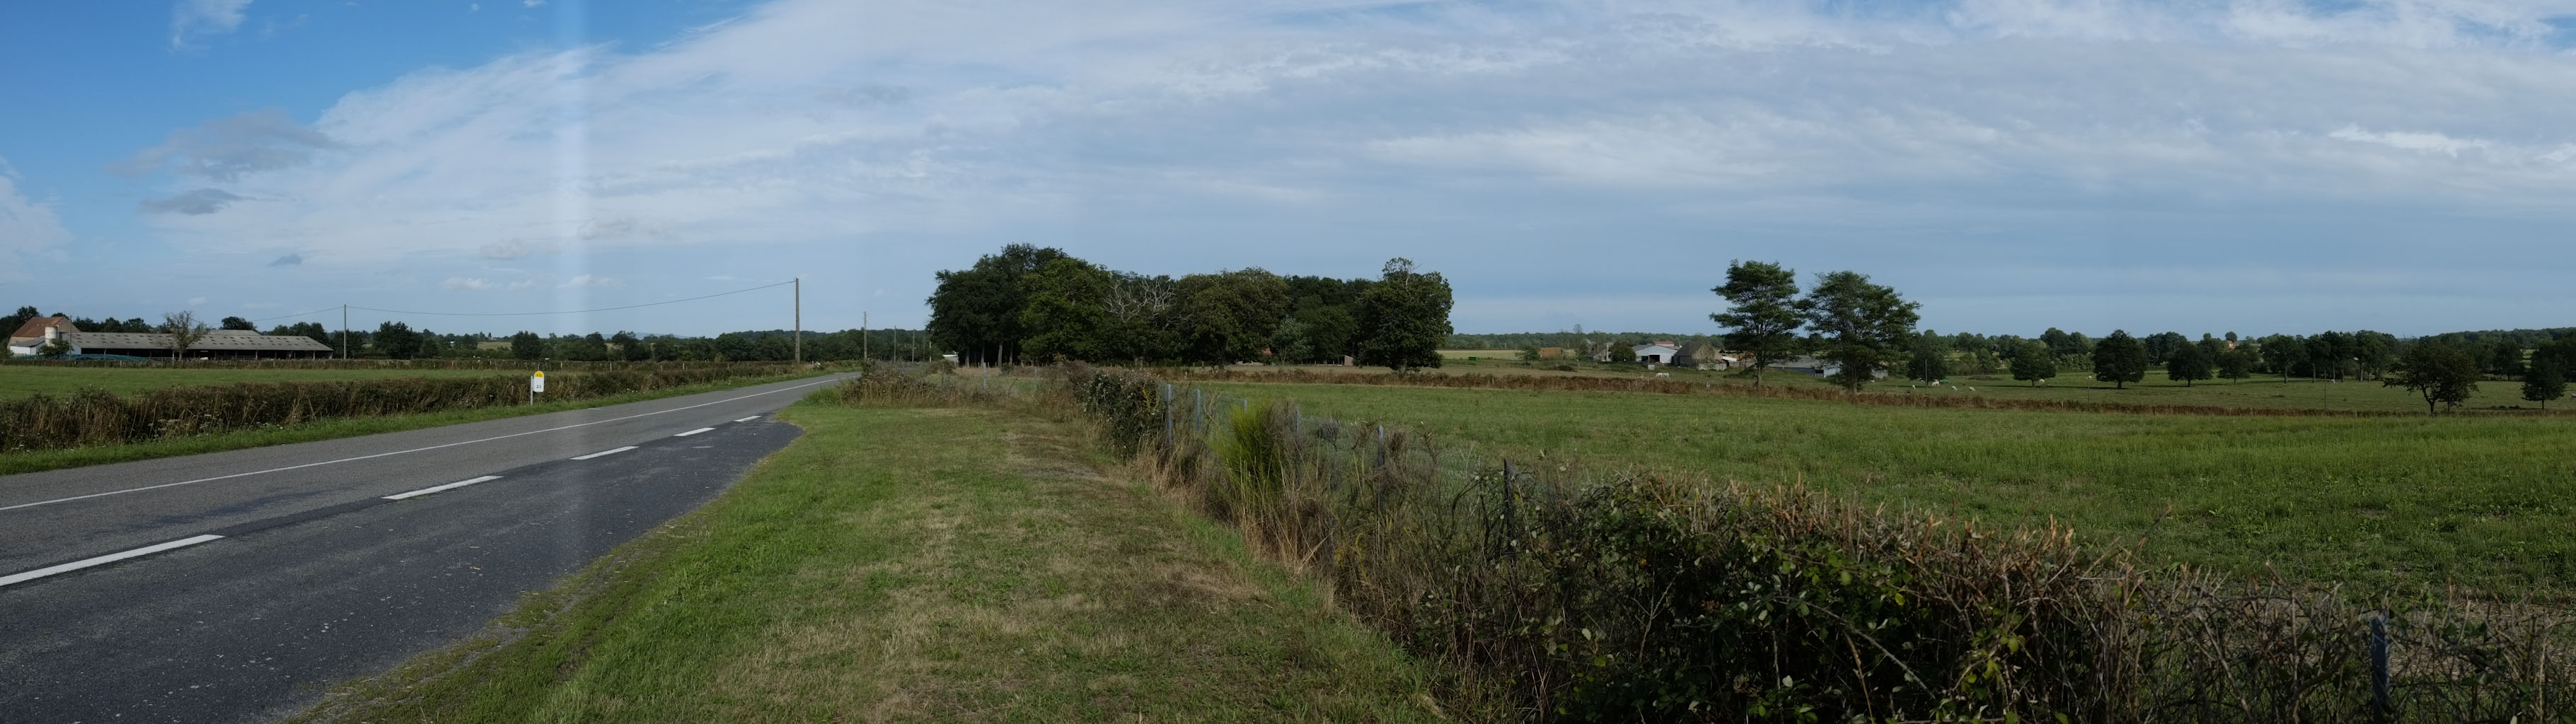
[3,0,2572,338]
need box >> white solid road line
[734,416,761,423]
[674,427,716,437]
[382,475,504,501]
[0,535,226,588]
[570,446,639,461]
[0,375,850,513]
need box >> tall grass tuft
[0,363,805,454]
[1041,364,2576,723]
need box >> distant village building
[1630,341,1680,364]
[6,317,335,359]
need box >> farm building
[1674,341,1728,368]
[6,319,335,359]
[1630,341,1680,364]
[1771,355,1888,380]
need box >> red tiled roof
[7,316,76,341]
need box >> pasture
[1203,380,2576,595]
[1283,351,2568,414]
[0,364,512,398]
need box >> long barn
[7,317,335,359]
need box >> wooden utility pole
[792,277,802,364]
[862,311,868,361]
[340,304,350,359]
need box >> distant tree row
[923,245,1454,371]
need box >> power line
[347,280,795,317]
[249,307,341,324]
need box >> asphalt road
[0,372,852,724]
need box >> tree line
[923,244,1455,370]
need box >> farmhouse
[6,319,335,359]
[1675,341,1727,369]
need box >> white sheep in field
[1654,373,1669,378]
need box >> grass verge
[287,401,1452,723]
[0,372,828,477]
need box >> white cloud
[116,0,2576,334]
[188,296,209,305]
[560,274,623,288]
[0,160,72,281]
[171,0,255,49]
[441,276,494,291]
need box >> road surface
[0,373,851,723]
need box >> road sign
[531,370,546,393]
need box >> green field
[292,401,1449,723]
[1205,380,2576,595]
[0,365,517,397]
[1382,353,2566,414]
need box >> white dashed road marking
[570,446,638,461]
[0,535,226,588]
[674,428,715,437]
[734,416,761,423]
[382,476,504,501]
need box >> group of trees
[924,245,1454,371]
[1710,261,1922,391]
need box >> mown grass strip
[288,402,1453,723]
[0,373,826,477]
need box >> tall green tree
[510,331,545,360]
[1710,260,1803,387]
[2217,348,2256,383]
[611,331,649,361]
[1354,258,1453,373]
[2387,342,2482,414]
[373,322,424,359]
[219,316,256,330]
[1019,257,1117,363]
[1904,331,1950,383]
[1795,270,1919,392]
[925,244,1072,365]
[2522,357,2565,411]
[2009,340,2057,386]
[2488,342,2526,378]
[2091,329,2149,389]
[2165,339,2212,387]
[1176,268,1290,369]
[1102,272,1184,365]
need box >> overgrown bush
[1048,365,2576,723]
[0,363,804,453]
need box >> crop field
[0,365,511,397]
[1264,352,2566,414]
[1203,380,2576,596]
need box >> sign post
[530,370,545,404]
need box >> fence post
[2369,612,2391,724]
[1192,389,1202,433]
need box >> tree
[925,244,1073,365]
[1795,270,1920,392]
[2091,329,2148,389]
[38,338,72,358]
[161,311,209,361]
[2387,342,2481,415]
[2523,357,2566,411]
[611,331,649,361]
[2040,327,2074,359]
[2142,331,2188,365]
[220,316,257,331]
[1605,342,1636,364]
[1905,331,1950,383]
[1710,260,1803,387]
[2165,339,2212,387]
[1176,267,1290,369]
[1104,273,1185,365]
[1518,343,1543,362]
[1354,258,1453,373]
[2009,340,2056,386]
[510,331,545,360]
[374,322,426,359]
[2488,342,2526,378]
[2217,348,2255,383]
[1018,257,1117,363]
